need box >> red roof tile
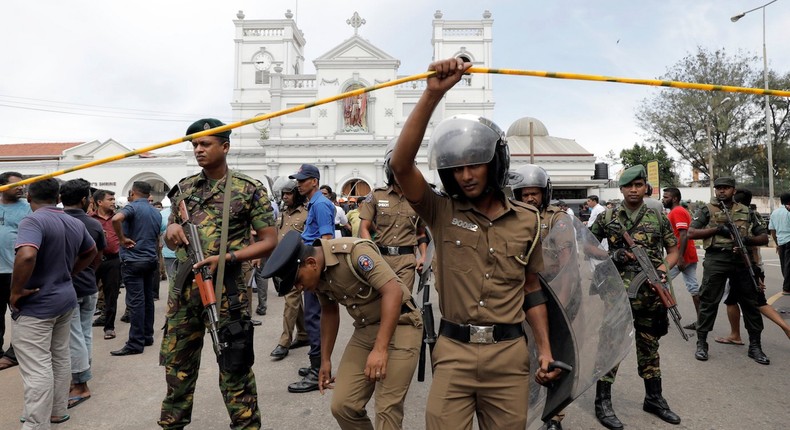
[0,142,83,157]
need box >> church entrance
[341,178,371,198]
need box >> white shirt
[587,203,605,227]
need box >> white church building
[2,9,606,205]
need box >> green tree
[635,47,760,181]
[619,143,678,187]
[744,70,790,193]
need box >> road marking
[767,291,785,306]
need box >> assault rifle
[416,238,436,382]
[178,200,223,356]
[622,231,689,341]
[718,201,762,294]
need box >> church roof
[506,117,592,157]
[0,142,83,160]
[313,35,400,68]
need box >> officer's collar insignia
[357,255,374,272]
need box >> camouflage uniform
[591,203,677,382]
[691,202,766,335]
[158,170,274,430]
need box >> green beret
[186,118,231,140]
[618,165,647,187]
[713,177,736,188]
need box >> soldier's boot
[594,381,623,430]
[642,378,681,424]
[288,355,320,393]
[545,419,563,430]
[694,332,708,361]
[747,333,770,365]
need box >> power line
[0,94,213,118]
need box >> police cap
[260,230,305,296]
[618,165,647,187]
[713,177,736,188]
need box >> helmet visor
[428,115,503,170]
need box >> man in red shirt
[662,187,699,330]
[90,189,122,340]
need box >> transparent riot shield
[526,216,634,428]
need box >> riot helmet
[509,164,552,210]
[428,114,509,199]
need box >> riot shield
[526,216,634,428]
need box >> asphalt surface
[1,248,789,429]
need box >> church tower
[431,10,495,119]
[231,9,306,148]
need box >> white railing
[443,28,483,37]
[243,28,285,37]
[282,76,316,89]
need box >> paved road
[1,248,789,429]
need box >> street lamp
[732,0,778,211]
[706,97,731,198]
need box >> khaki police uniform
[277,204,308,348]
[410,184,543,430]
[315,238,422,430]
[359,186,425,292]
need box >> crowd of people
[2,57,789,430]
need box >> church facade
[2,9,605,205]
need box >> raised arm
[390,58,472,203]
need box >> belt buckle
[468,325,495,344]
[387,246,399,256]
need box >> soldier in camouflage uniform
[589,165,680,429]
[158,118,277,430]
[688,177,770,365]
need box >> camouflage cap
[713,177,736,188]
[618,165,647,187]
[186,118,231,139]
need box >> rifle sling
[215,170,238,319]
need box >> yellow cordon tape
[3,67,789,192]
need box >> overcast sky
[2,0,788,173]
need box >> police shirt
[410,183,543,326]
[314,238,417,328]
[359,186,424,247]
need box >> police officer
[269,178,310,360]
[589,165,681,428]
[688,177,770,364]
[390,57,561,430]
[359,139,428,292]
[262,230,422,430]
[159,118,277,430]
[510,164,574,430]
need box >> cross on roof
[346,11,366,35]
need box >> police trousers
[331,318,422,430]
[382,254,416,293]
[425,335,530,430]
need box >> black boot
[642,378,681,424]
[747,334,770,365]
[695,332,708,361]
[545,419,563,430]
[594,381,623,430]
[288,355,321,393]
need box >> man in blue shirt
[111,181,162,356]
[287,164,335,393]
[769,192,790,295]
[0,171,32,371]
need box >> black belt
[102,253,119,261]
[707,248,733,253]
[439,319,524,344]
[378,245,415,256]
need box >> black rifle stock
[622,231,689,341]
[179,200,223,356]
[718,201,762,294]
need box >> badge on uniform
[378,200,390,208]
[357,255,374,272]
